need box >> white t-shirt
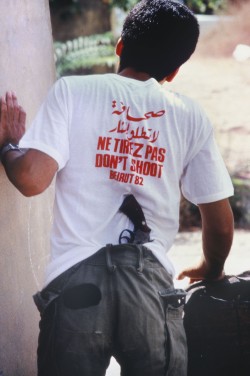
[20,74,233,286]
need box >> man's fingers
[19,106,26,128]
[177,271,186,280]
[12,92,20,123]
[10,91,26,128]
[177,267,204,281]
[177,268,196,280]
[1,96,7,109]
[178,266,226,284]
[6,91,14,121]
[3,91,26,127]
[0,97,7,124]
[0,92,26,145]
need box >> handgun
[119,194,151,245]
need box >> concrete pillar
[0,1,55,375]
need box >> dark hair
[119,0,200,81]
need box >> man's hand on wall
[0,92,26,148]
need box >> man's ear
[165,68,180,82]
[116,38,124,57]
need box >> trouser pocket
[159,288,188,376]
[34,290,60,376]
[33,263,82,376]
[34,290,59,315]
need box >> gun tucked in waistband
[119,194,151,245]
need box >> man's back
[20,73,233,285]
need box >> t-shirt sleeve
[19,78,70,170]
[181,129,234,205]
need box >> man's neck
[117,67,166,84]
[118,67,151,82]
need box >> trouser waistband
[105,243,145,273]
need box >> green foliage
[110,0,139,11]
[54,32,116,76]
[49,0,81,12]
[49,0,226,15]
[185,0,227,14]
[179,197,201,231]
[179,177,250,231]
[230,177,250,229]
[49,0,139,12]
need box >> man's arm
[2,149,58,196]
[178,198,234,283]
[0,92,58,196]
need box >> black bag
[184,272,250,376]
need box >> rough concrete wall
[0,1,55,375]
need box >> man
[0,0,234,375]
